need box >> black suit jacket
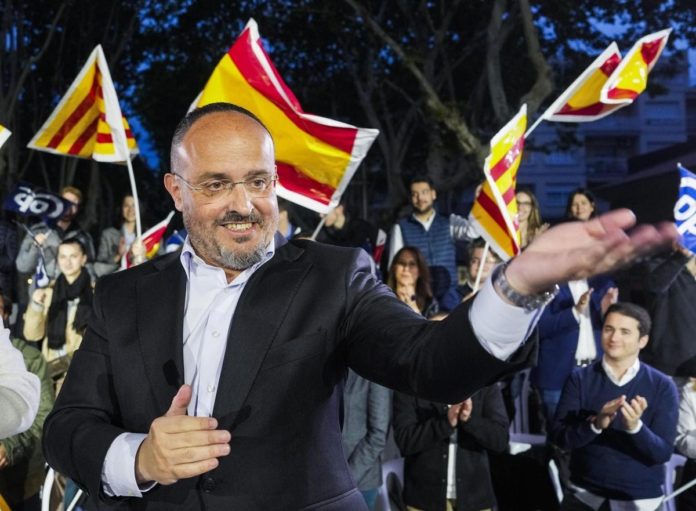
[43,238,536,510]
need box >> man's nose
[225,183,253,214]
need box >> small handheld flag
[469,105,526,261]
[675,164,696,252]
[0,124,11,150]
[4,183,75,221]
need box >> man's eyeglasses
[172,172,277,199]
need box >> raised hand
[592,395,626,430]
[600,287,619,316]
[447,403,463,427]
[621,395,648,431]
[135,385,231,485]
[505,210,678,295]
[458,398,473,423]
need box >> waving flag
[27,45,137,162]
[469,105,526,260]
[674,164,696,253]
[121,211,175,269]
[4,183,74,221]
[192,19,379,214]
[601,29,671,104]
[539,44,623,123]
[529,29,671,135]
[0,124,11,149]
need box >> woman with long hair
[387,246,439,318]
[516,187,548,248]
[565,187,597,221]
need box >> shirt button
[207,384,216,393]
[212,331,220,338]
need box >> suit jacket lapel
[212,241,311,426]
[136,255,187,414]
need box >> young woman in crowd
[387,246,439,318]
[94,195,146,276]
[516,187,548,248]
[23,239,93,365]
[565,187,597,221]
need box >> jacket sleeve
[346,382,391,481]
[392,392,452,456]
[675,385,696,458]
[645,252,689,294]
[458,385,509,453]
[15,229,41,273]
[344,250,537,404]
[2,342,55,465]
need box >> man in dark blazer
[42,103,677,510]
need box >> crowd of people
[0,102,691,511]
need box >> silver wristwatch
[492,261,559,311]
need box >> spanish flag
[601,28,671,104]
[193,19,378,214]
[469,105,526,261]
[540,43,623,122]
[538,29,670,126]
[0,124,11,150]
[28,45,137,163]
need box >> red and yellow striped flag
[601,28,671,104]
[193,19,378,214]
[539,29,670,125]
[0,124,11,150]
[28,45,137,163]
[541,43,623,122]
[469,105,526,261]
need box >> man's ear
[638,335,649,350]
[431,189,437,201]
[164,173,184,212]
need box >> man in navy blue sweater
[551,302,678,510]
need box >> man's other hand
[505,210,678,295]
[134,384,231,485]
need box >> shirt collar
[602,357,641,387]
[179,235,276,286]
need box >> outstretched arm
[504,209,677,296]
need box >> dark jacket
[43,239,535,510]
[393,384,509,511]
[641,251,696,376]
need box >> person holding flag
[42,103,677,510]
[95,195,147,276]
[15,186,95,310]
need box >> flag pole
[472,242,490,293]
[124,155,142,239]
[524,114,546,139]
[311,215,328,241]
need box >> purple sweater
[550,361,678,499]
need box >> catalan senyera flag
[28,45,137,163]
[193,19,379,214]
[121,211,175,269]
[469,105,526,261]
[601,28,671,104]
[541,43,623,122]
[0,124,11,149]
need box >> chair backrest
[662,453,687,511]
[376,457,405,511]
